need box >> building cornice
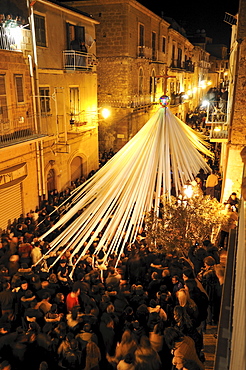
[35,0,99,24]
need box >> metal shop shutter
[0,184,23,232]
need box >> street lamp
[101,107,111,119]
[201,99,209,108]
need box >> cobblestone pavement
[203,325,217,370]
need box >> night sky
[138,0,240,46]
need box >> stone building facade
[222,1,246,200]
[0,0,99,231]
[64,0,211,151]
[0,47,40,229]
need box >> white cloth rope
[36,107,213,270]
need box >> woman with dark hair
[173,306,203,359]
[54,292,66,315]
[164,327,204,370]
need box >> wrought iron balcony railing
[0,105,48,148]
[204,102,229,141]
[170,59,194,72]
[209,123,228,141]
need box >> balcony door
[70,156,83,183]
[0,74,8,124]
[150,70,156,102]
[70,87,80,122]
[138,23,145,57]
[152,32,156,60]
[66,23,85,50]
[47,169,56,192]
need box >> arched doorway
[47,168,56,192]
[70,156,83,182]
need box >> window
[162,37,166,53]
[139,24,144,47]
[15,75,24,103]
[39,87,50,115]
[178,48,182,61]
[152,32,156,60]
[170,81,175,95]
[172,45,175,61]
[34,14,46,47]
[66,23,85,49]
[138,68,144,95]
[177,48,182,68]
[150,70,156,101]
[0,74,8,121]
[70,87,79,119]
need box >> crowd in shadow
[0,196,228,370]
[0,138,238,370]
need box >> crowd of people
[0,193,229,370]
[185,86,229,139]
[0,118,238,370]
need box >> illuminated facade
[222,6,246,201]
[0,0,99,230]
[64,0,212,151]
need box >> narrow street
[204,325,217,369]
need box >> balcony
[0,105,48,148]
[199,60,211,69]
[98,94,159,110]
[170,59,194,72]
[63,50,96,71]
[170,93,183,106]
[204,103,228,142]
[209,123,228,141]
[0,21,32,54]
[130,94,158,108]
[137,46,152,59]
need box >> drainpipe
[40,140,46,198]
[29,54,42,202]
[28,55,38,134]
[36,142,42,200]
[27,0,45,203]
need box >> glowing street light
[201,99,209,107]
[101,107,111,119]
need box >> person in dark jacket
[0,282,16,317]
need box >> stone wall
[223,0,246,201]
